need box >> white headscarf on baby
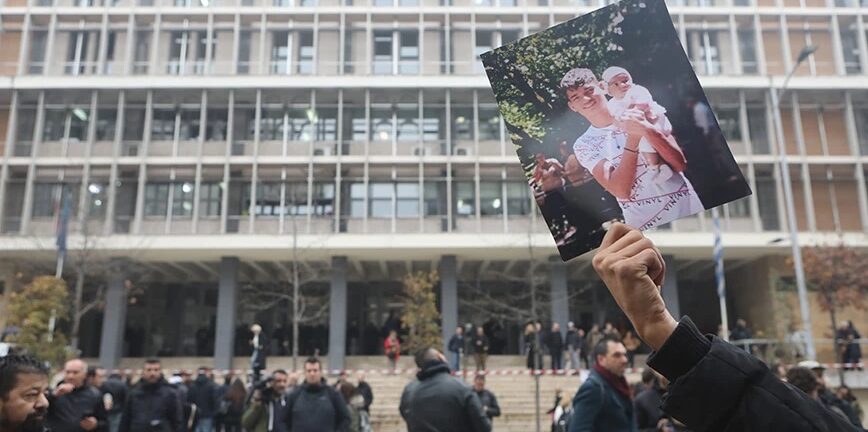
[601,66,632,84]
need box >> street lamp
[769,45,818,360]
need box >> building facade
[0,0,867,369]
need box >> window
[255,182,282,216]
[454,181,475,216]
[424,181,446,216]
[500,30,521,44]
[370,107,392,142]
[397,108,419,142]
[369,183,392,218]
[96,109,117,141]
[841,28,862,75]
[506,182,530,216]
[856,108,868,155]
[373,31,393,75]
[133,31,150,74]
[715,108,742,142]
[65,31,91,75]
[271,31,289,74]
[260,108,284,141]
[399,31,419,75]
[172,182,194,218]
[474,31,494,73]
[738,29,758,74]
[206,109,228,141]
[350,183,365,217]
[199,183,222,217]
[123,108,146,142]
[478,106,501,141]
[396,183,420,218]
[32,183,59,218]
[178,109,200,141]
[452,107,473,142]
[144,183,169,217]
[69,108,89,141]
[86,183,107,219]
[479,182,502,216]
[747,107,769,154]
[15,108,36,149]
[755,170,779,230]
[298,31,314,75]
[42,109,67,142]
[238,31,251,74]
[686,30,721,75]
[150,109,176,141]
[311,182,335,216]
[314,109,338,142]
[168,31,190,75]
[726,196,751,218]
[28,30,47,74]
[422,107,443,143]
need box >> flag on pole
[711,207,729,340]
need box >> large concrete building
[0,0,866,371]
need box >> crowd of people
[0,355,377,432]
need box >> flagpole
[712,207,729,341]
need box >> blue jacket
[568,369,636,432]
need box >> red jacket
[384,337,401,361]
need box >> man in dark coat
[591,223,861,432]
[119,359,183,432]
[399,348,491,432]
[547,323,565,371]
[0,354,51,432]
[355,372,374,414]
[283,358,349,432]
[447,327,465,372]
[472,375,500,425]
[100,373,128,432]
[186,368,219,432]
[250,325,268,384]
[47,359,108,432]
[569,338,636,432]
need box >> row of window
[11,95,868,158]
[20,179,533,222]
[20,21,868,78]
[15,0,868,9]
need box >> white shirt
[573,124,704,230]
[608,85,669,153]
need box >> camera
[253,377,276,403]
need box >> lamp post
[769,45,818,361]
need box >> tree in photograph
[799,244,868,371]
[6,276,71,366]
[401,271,442,355]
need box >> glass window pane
[454,181,475,216]
[479,181,502,216]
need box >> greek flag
[711,207,729,340]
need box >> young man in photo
[560,68,703,231]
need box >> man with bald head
[47,359,107,432]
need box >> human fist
[54,383,74,397]
[592,223,677,351]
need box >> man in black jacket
[186,368,219,432]
[447,327,465,372]
[101,374,127,432]
[47,359,107,432]
[119,359,183,432]
[400,348,491,432]
[592,223,861,432]
[547,323,564,371]
[283,358,349,432]
[355,372,373,414]
[472,375,500,425]
[0,354,50,432]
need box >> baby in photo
[602,66,674,184]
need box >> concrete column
[661,255,681,319]
[549,257,569,338]
[214,257,239,371]
[99,261,127,370]
[439,255,457,354]
[328,256,348,371]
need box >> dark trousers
[550,351,563,370]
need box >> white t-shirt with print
[572,124,704,230]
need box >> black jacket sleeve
[486,391,501,418]
[118,394,132,432]
[92,388,109,432]
[647,316,862,432]
[464,389,492,432]
[165,389,184,432]
[329,387,351,432]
